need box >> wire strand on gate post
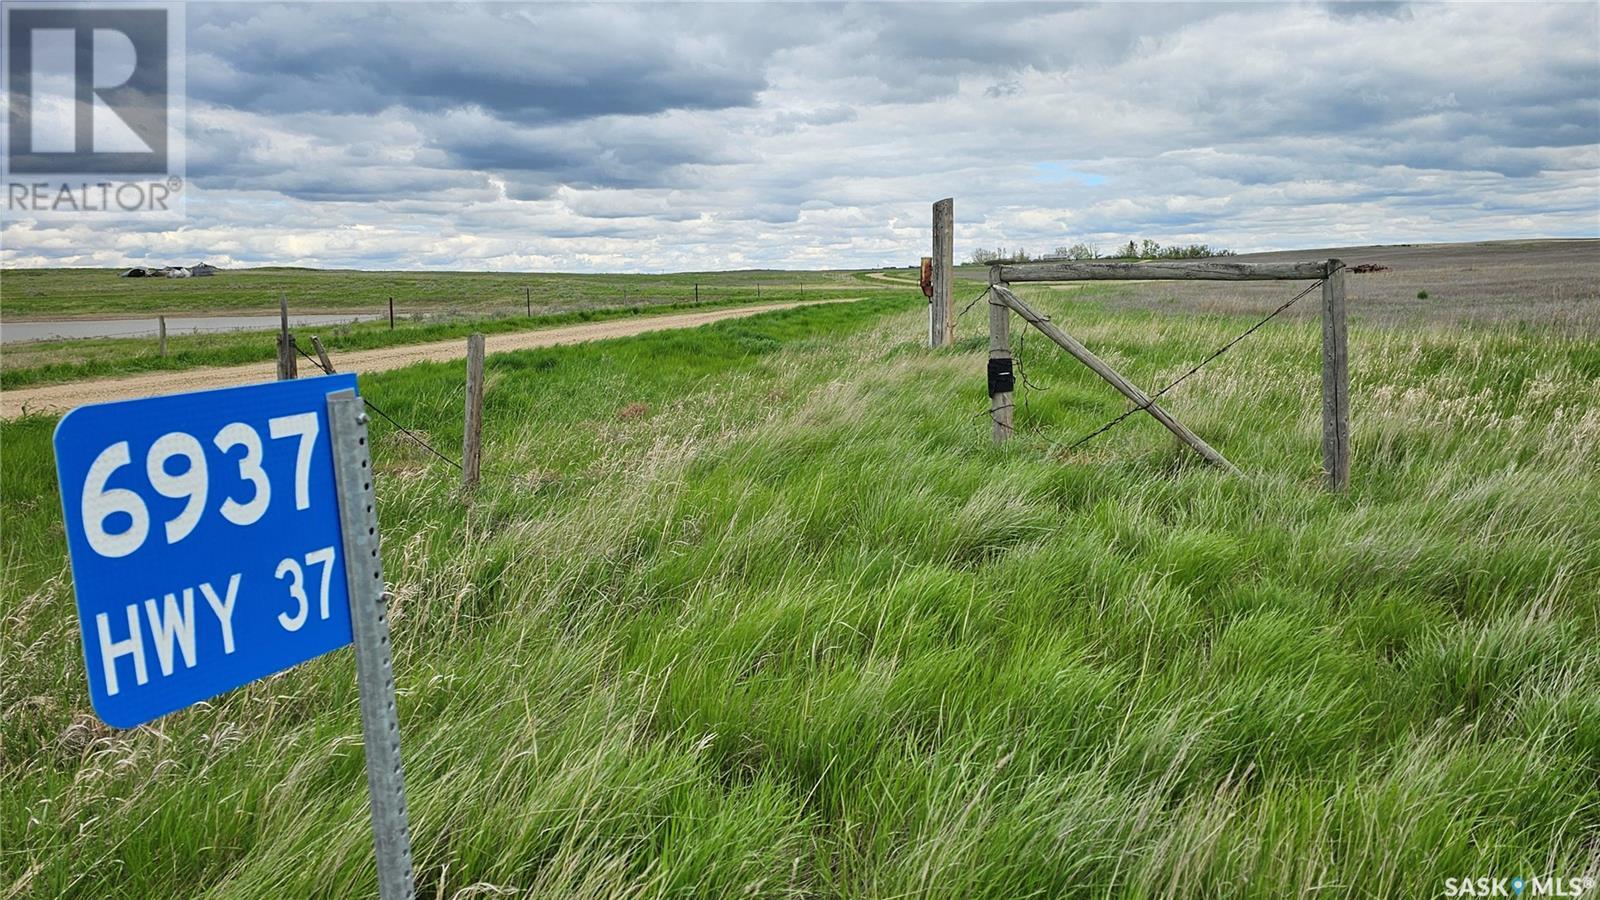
[992,274,1332,455]
[956,285,992,321]
[296,344,465,472]
[1060,276,1329,450]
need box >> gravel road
[3,298,861,419]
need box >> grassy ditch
[4,289,1598,897]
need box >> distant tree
[1053,242,1099,260]
[969,246,1042,264]
[1102,239,1234,260]
[1154,243,1234,259]
[979,244,1116,265]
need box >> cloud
[3,1,1596,271]
[185,3,773,121]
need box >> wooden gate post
[463,333,485,490]
[1321,259,1350,491]
[276,294,297,380]
[931,198,953,347]
[158,315,167,357]
[277,333,298,379]
[988,269,1013,444]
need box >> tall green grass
[4,289,1597,897]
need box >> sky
[2,1,1597,272]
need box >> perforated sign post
[53,375,415,900]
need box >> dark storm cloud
[860,2,1219,72]
[186,3,773,122]
[433,122,733,188]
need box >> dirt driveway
[3,298,861,419]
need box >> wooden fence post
[310,335,336,374]
[389,296,395,330]
[1321,259,1350,491]
[158,315,167,357]
[931,198,953,347]
[989,269,1013,443]
[277,294,297,380]
[694,283,699,303]
[525,286,531,317]
[463,333,485,491]
[278,333,298,379]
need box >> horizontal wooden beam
[991,285,1239,473]
[993,259,1331,283]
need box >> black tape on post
[988,357,1015,397]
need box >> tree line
[968,239,1234,265]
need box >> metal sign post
[51,375,413,898]
[326,390,415,900]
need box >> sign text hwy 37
[55,374,360,728]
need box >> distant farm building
[119,262,222,278]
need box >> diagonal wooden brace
[990,285,1239,473]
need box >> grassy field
[0,288,876,390]
[0,266,896,389]
[6,240,1590,389]
[0,267,881,318]
[4,267,1598,896]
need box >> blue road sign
[54,374,360,728]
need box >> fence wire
[992,273,1333,454]
[956,285,992,321]
[295,342,465,472]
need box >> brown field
[958,238,1600,333]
